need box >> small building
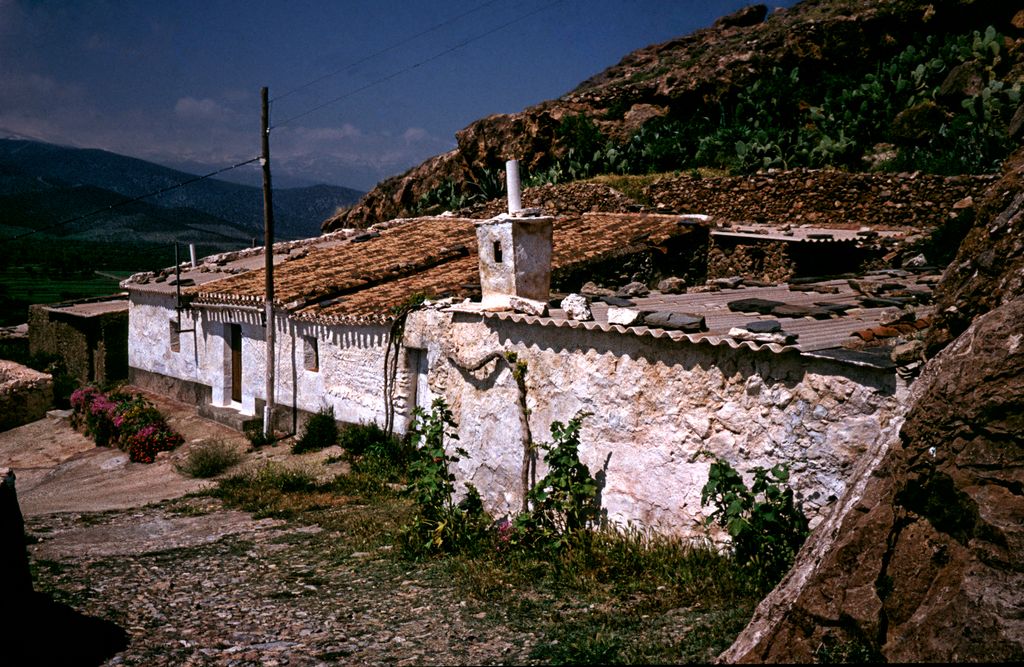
[122,200,931,536]
[28,295,129,386]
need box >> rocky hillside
[719,145,1024,663]
[325,0,1023,230]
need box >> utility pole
[261,87,276,438]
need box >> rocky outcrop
[0,360,53,432]
[324,0,1019,231]
[721,298,1024,663]
[720,145,1024,663]
[927,146,1024,353]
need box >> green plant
[402,398,489,556]
[69,386,184,462]
[514,412,601,555]
[701,457,809,591]
[243,418,275,448]
[292,406,339,454]
[176,440,243,478]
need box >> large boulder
[721,298,1024,662]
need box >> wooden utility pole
[261,87,276,437]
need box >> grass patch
[175,440,243,478]
[201,431,769,664]
[210,462,321,518]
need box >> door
[230,324,242,403]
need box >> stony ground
[9,389,743,666]
[27,495,542,666]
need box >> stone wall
[404,310,904,536]
[0,360,53,431]
[28,300,128,386]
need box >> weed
[243,419,275,448]
[402,398,490,556]
[175,440,243,478]
[292,406,339,454]
[338,421,388,457]
[701,456,809,592]
[514,412,600,556]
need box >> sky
[1,0,797,191]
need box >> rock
[713,4,767,28]
[952,195,974,210]
[508,296,548,317]
[902,253,928,268]
[723,298,1024,663]
[580,281,615,298]
[616,281,650,298]
[728,298,785,315]
[607,307,650,326]
[743,320,781,334]
[878,307,912,326]
[657,277,688,294]
[641,311,706,332]
[890,339,924,365]
[937,61,987,102]
[770,303,811,318]
[712,276,744,289]
[727,327,797,345]
[559,294,593,322]
[599,296,635,307]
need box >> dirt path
[3,390,542,665]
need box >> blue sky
[1,1,796,190]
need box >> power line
[10,156,261,240]
[272,0,565,130]
[270,0,504,105]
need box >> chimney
[475,158,552,310]
[506,159,522,215]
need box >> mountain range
[0,138,363,244]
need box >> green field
[0,236,237,326]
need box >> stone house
[28,295,129,386]
[123,206,930,536]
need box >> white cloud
[402,127,428,142]
[174,96,234,121]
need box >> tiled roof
[187,216,479,311]
[183,212,706,323]
[126,209,938,366]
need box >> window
[493,240,503,263]
[303,336,319,372]
[169,319,180,353]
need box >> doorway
[230,324,242,403]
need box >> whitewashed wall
[128,291,412,431]
[404,310,905,537]
[130,291,905,536]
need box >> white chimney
[506,159,522,215]
[189,243,198,269]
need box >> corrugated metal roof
[473,279,933,360]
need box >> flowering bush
[124,424,184,464]
[70,386,183,463]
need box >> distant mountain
[0,139,363,240]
